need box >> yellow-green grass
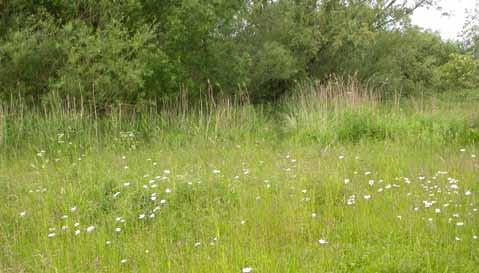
[1,91,478,272]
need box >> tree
[0,0,468,105]
[437,53,478,89]
[461,4,479,58]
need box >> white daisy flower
[242,267,253,273]
[86,226,95,233]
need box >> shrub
[49,20,160,107]
[0,16,66,100]
[436,53,478,89]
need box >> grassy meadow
[1,85,478,272]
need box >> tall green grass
[1,82,479,273]
[1,80,478,160]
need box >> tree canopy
[0,0,476,105]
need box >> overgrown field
[1,89,478,272]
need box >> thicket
[0,0,478,106]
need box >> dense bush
[0,0,478,106]
[0,16,65,100]
[436,53,478,90]
[50,20,160,106]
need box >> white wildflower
[318,239,328,245]
[242,267,253,273]
[86,226,95,233]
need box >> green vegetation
[1,84,478,272]
[1,0,478,104]
[1,1,479,272]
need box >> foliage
[0,15,65,100]
[436,53,478,90]
[461,5,479,57]
[50,20,160,106]
[0,0,477,105]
